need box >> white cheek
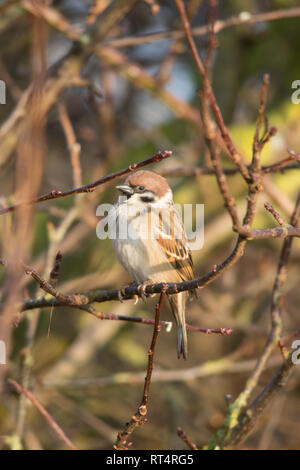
[151,189,173,208]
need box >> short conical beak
[116,184,134,196]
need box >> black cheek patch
[141,196,155,203]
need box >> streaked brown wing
[156,208,194,282]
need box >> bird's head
[116,170,173,207]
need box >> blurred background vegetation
[0,0,299,450]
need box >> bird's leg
[117,280,138,303]
[138,279,156,302]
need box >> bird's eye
[138,185,145,192]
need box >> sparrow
[110,170,195,359]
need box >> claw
[137,279,155,302]
[117,281,138,303]
[118,287,125,303]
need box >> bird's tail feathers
[168,292,188,360]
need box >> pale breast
[112,205,152,283]
[112,206,182,284]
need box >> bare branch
[0,150,172,215]
[49,251,63,287]
[114,290,166,450]
[107,7,300,48]
[174,0,250,181]
[205,192,300,449]
[177,427,198,450]
[9,380,77,450]
[223,354,296,447]
[57,103,82,188]
[160,161,300,178]
[264,202,287,228]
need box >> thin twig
[114,290,166,450]
[174,0,250,182]
[57,103,82,188]
[224,354,296,447]
[14,283,232,334]
[0,150,172,215]
[2,217,296,314]
[49,251,63,287]
[205,192,300,449]
[252,74,270,172]
[263,151,300,174]
[264,202,287,228]
[44,356,283,390]
[177,427,198,450]
[9,379,77,450]
[106,7,300,48]
[242,74,270,231]
[160,161,300,178]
